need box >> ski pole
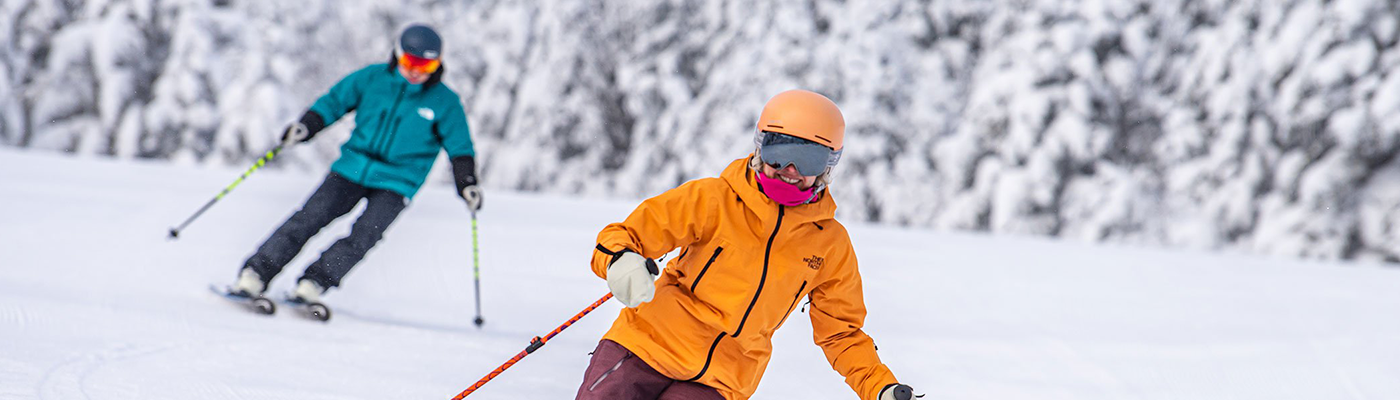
[168,144,283,239]
[470,210,484,328]
[450,293,613,399]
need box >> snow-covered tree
[5,0,1400,264]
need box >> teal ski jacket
[308,63,474,199]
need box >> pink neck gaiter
[755,171,816,206]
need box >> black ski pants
[243,172,408,289]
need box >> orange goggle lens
[397,53,440,74]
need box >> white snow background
[2,148,1399,399]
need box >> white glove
[461,185,483,212]
[879,384,917,400]
[607,252,658,308]
[281,122,310,145]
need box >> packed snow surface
[2,148,1398,399]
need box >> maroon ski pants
[575,340,725,400]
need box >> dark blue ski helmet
[398,24,442,60]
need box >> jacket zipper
[684,333,725,382]
[773,280,807,329]
[685,206,785,382]
[374,84,407,156]
[371,109,389,151]
[688,247,723,292]
[383,116,403,156]
[733,205,782,338]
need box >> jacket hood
[720,155,837,226]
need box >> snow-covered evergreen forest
[5,0,1400,263]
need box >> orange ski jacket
[591,156,898,400]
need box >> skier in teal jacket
[230,24,482,303]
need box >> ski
[209,284,276,315]
[278,294,332,322]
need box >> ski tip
[308,303,332,322]
[252,298,277,315]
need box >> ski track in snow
[0,359,38,400]
[37,343,181,400]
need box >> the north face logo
[418,107,435,121]
[803,255,824,270]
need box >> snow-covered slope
[2,148,1398,399]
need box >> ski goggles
[396,51,441,75]
[756,131,841,177]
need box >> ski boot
[212,268,276,315]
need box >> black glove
[280,111,325,145]
[452,155,483,211]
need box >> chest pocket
[769,250,822,332]
[682,238,754,319]
[347,82,402,156]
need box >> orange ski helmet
[756,89,844,150]
[751,90,845,183]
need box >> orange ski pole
[450,293,613,399]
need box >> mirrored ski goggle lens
[397,53,440,74]
[758,132,834,177]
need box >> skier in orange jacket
[577,90,917,400]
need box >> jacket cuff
[596,245,657,275]
[451,155,478,195]
[299,111,326,140]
